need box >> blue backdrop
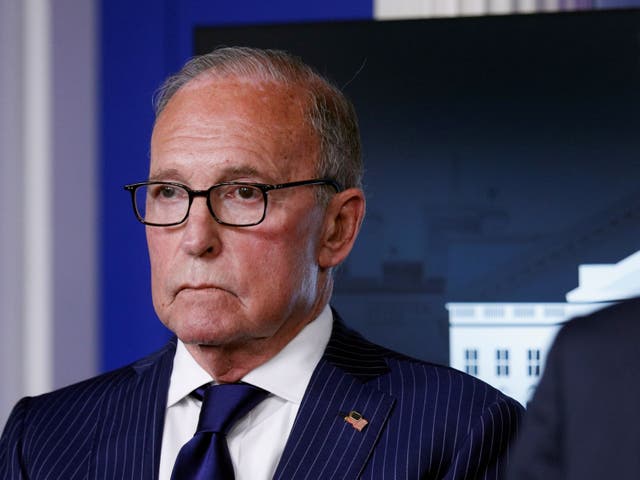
[100,2,640,371]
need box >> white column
[516,0,538,13]
[460,0,487,16]
[488,0,513,14]
[374,0,464,19]
[22,0,54,398]
[374,0,427,19]
[432,0,459,17]
[0,0,97,427]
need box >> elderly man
[1,47,522,479]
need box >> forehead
[150,75,319,181]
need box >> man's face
[147,76,328,350]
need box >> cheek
[241,246,317,323]
[147,230,174,295]
[246,221,320,295]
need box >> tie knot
[197,383,268,435]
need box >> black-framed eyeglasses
[123,178,342,227]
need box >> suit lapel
[92,338,175,479]
[274,319,396,479]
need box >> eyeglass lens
[133,183,266,226]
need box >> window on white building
[464,348,478,376]
[496,349,510,376]
[527,349,541,377]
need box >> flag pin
[344,410,368,431]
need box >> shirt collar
[167,340,214,408]
[167,305,333,407]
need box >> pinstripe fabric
[0,314,522,479]
[0,338,175,480]
[274,318,523,479]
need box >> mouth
[176,284,238,298]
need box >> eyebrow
[148,165,270,183]
[219,165,262,180]
[148,168,183,182]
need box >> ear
[317,188,366,269]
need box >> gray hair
[154,46,363,191]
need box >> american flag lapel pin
[344,410,368,432]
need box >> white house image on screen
[447,250,640,405]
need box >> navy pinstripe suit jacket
[1,316,523,479]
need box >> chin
[160,293,241,334]
[175,329,232,347]
[164,314,243,347]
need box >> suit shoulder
[330,317,522,411]
[26,363,135,412]
[559,297,640,349]
[388,352,522,409]
[1,340,175,479]
[8,338,176,428]
[343,328,525,415]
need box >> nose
[180,197,221,257]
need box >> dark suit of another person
[508,297,640,480]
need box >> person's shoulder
[330,319,522,413]
[13,338,176,420]
[559,297,640,347]
[1,340,176,476]
[390,348,522,408]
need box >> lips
[176,283,238,298]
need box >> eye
[159,185,177,198]
[213,184,263,204]
[148,184,186,201]
[237,186,259,200]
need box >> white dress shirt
[158,305,333,480]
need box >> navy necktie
[171,383,268,480]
